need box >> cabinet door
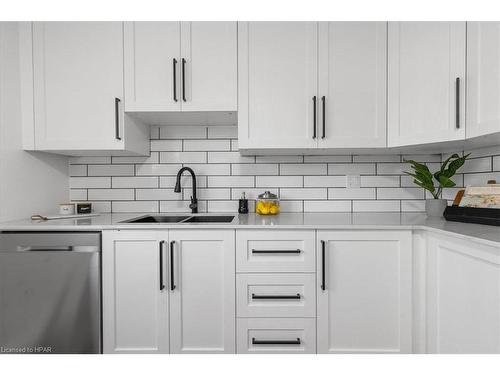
[169,230,235,353]
[124,22,181,111]
[318,22,387,148]
[467,22,500,139]
[180,22,237,112]
[102,231,169,354]
[388,22,466,147]
[238,22,318,150]
[317,231,412,353]
[32,22,125,151]
[426,234,500,353]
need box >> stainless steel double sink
[120,215,235,224]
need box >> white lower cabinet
[103,229,235,354]
[102,231,169,353]
[237,318,316,354]
[317,230,413,353]
[426,233,500,353]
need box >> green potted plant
[403,153,470,217]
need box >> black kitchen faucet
[174,167,198,214]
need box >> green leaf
[437,175,456,188]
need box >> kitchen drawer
[237,273,316,318]
[236,230,315,272]
[237,318,316,354]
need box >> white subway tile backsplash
[112,176,158,189]
[136,164,182,176]
[136,189,179,201]
[208,126,238,139]
[87,189,134,201]
[352,200,400,212]
[69,164,87,177]
[68,125,500,214]
[160,152,207,164]
[256,176,303,188]
[304,200,351,212]
[304,175,345,187]
[361,175,399,187]
[494,156,500,171]
[208,152,255,164]
[183,139,230,151]
[88,165,134,177]
[377,187,424,200]
[280,188,327,200]
[281,164,327,175]
[150,140,183,151]
[328,188,376,200]
[159,126,206,139]
[208,176,254,188]
[112,201,159,213]
[232,163,278,176]
[328,163,375,175]
[70,177,111,189]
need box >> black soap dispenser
[238,192,249,214]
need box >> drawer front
[236,230,315,272]
[237,273,316,318]
[237,318,316,354]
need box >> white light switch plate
[346,175,361,188]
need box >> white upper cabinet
[467,22,500,139]
[124,22,181,111]
[180,22,237,112]
[124,21,237,113]
[388,22,466,147]
[30,22,148,155]
[238,22,319,150]
[318,22,387,148]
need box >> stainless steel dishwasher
[0,232,101,354]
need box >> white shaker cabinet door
[102,231,169,354]
[124,21,181,111]
[318,22,387,148]
[426,234,500,353]
[388,22,466,147]
[317,231,413,353]
[32,22,126,151]
[180,22,237,112]
[238,22,319,150]
[467,22,500,139]
[168,230,235,353]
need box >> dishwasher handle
[16,246,99,253]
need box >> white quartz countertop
[0,212,498,247]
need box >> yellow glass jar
[255,191,280,215]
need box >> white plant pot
[425,199,447,217]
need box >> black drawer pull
[251,249,301,254]
[321,240,326,291]
[252,293,301,300]
[312,96,317,139]
[170,240,176,291]
[114,97,121,140]
[456,77,460,129]
[252,338,301,345]
[173,58,178,102]
[159,241,165,291]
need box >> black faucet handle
[189,196,198,213]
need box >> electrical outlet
[346,175,361,189]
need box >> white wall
[0,22,68,222]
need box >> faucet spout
[174,167,198,213]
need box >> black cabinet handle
[321,96,326,139]
[252,293,301,300]
[173,58,178,102]
[456,77,460,129]
[312,96,317,139]
[114,98,121,140]
[252,338,301,345]
[321,240,326,291]
[159,241,165,291]
[181,58,187,102]
[251,249,301,254]
[170,240,176,291]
